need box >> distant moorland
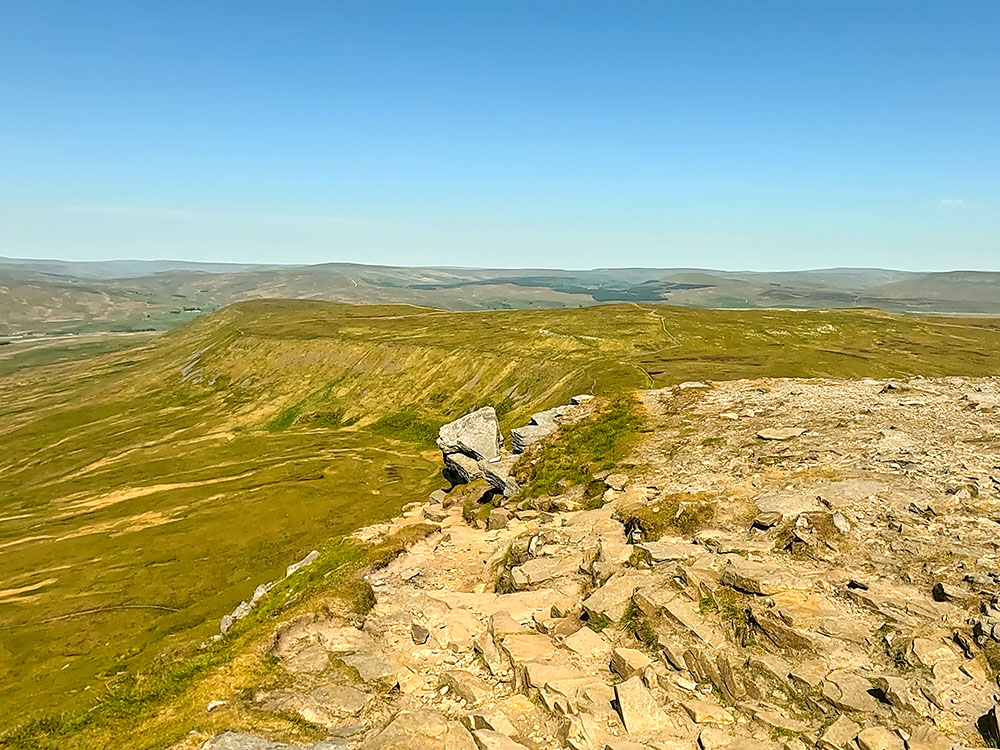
[3,258,1000,343]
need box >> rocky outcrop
[201,378,1000,750]
[437,407,504,461]
[217,548,321,636]
[510,403,582,454]
[438,396,594,496]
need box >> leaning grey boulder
[437,407,503,461]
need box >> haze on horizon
[1,1,998,271]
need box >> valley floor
[187,377,1000,750]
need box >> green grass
[1,524,437,750]
[620,601,660,651]
[369,410,440,447]
[515,395,644,498]
[265,404,302,432]
[586,613,613,633]
[700,588,754,646]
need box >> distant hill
[2,258,998,336]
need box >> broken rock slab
[201,734,298,750]
[856,727,905,750]
[510,554,582,590]
[441,669,492,705]
[817,715,860,750]
[680,698,735,725]
[721,557,809,596]
[479,455,520,496]
[614,676,668,734]
[358,710,478,750]
[581,571,653,623]
[445,452,485,483]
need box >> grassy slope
[2,300,1000,744]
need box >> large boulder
[437,407,503,461]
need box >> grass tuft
[613,492,716,541]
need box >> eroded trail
[195,377,1000,750]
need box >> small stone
[562,626,610,658]
[831,512,851,533]
[904,726,952,750]
[606,473,629,492]
[930,581,965,603]
[487,508,511,530]
[411,623,430,645]
[472,729,530,750]
[441,670,492,705]
[423,506,449,523]
[609,647,654,679]
[681,699,735,725]
[358,709,477,749]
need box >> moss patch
[614,491,717,540]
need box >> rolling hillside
[4,259,1000,339]
[3,300,1000,739]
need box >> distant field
[2,300,1000,725]
[0,332,159,377]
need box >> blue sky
[1,1,998,269]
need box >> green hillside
[2,300,1000,745]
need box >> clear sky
[1,1,997,270]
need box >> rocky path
[201,377,1000,750]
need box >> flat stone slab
[562,626,610,658]
[757,427,807,441]
[681,698,734,725]
[638,538,704,563]
[721,558,809,595]
[614,676,668,734]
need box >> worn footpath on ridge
[196,377,1000,750]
